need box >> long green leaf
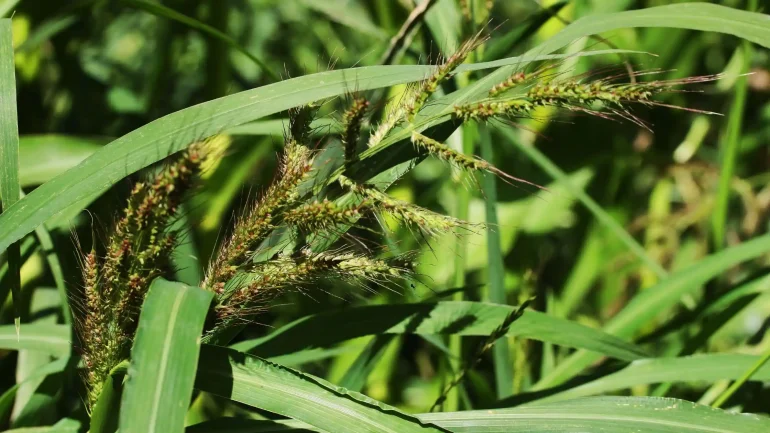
[195,345,446,433]
[0,49,628,257]
[516,354,770,405]
[188,396,770,433]
[119,279,213,433]
[5,418,81,433]
[535,233,770,390]
[231,301,649,362]
[0,324,69,356]
[0,18,21,332]
[527,3,770,56]
[0,358,67,425]
[0,0,20,18]
[712,35,753,249]
[419,397,770,432]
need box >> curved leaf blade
[420,396,770,432]
[511,354,770,405]
[187,396,770,433]
[230,301,649,362]
[195,345,445,433]
[119,279,213,433]
[0,324,70,356]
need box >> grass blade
[526,3,770,56]
[712,348,770,408]
[0,18,21,334]
[712,29,753,249]
[18,135,105,186]
[195,345,446,433]
[119,279,213,433]
[0,324,69,356]
[231,301,649,362]
[187,396,770,433]
[419,396,770,432]
[0,0,20,18]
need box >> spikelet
[411,131,544,190]
[207,250,414,339]
[283,199,367,234]
[488,71,528,97]
[340,176,473,236]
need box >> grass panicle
[208,249,414,339]
[78,144,209,408]
[283,199,367,234]
[340,175,475,236]
[203,138,314,293]
[456,72,724,124]
[368,35,484,148]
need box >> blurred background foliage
[2,0,769,426]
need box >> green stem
[479,124,513,399]
[711,0,755,250]
[712,346,770,408]
[446,125,475,411]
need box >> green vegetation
[1,1,769,432]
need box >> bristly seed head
[411,131,545,190]
[406,36,484,122]
[340,176,476,236]
[283,199,367,234]
[203,139,314,290]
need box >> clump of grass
[75,35,724,407]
